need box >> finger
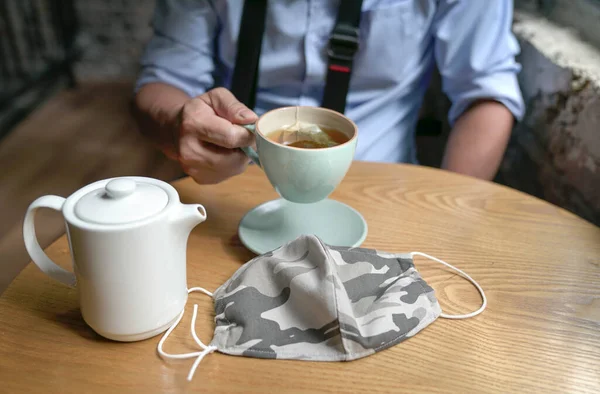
[179,135,249,175]
[201,87,257,124]
[198,142,250,174]
[185,160,248,185]
[187,168,235,185]
[181,99,255,148]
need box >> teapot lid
[74,178,168,225]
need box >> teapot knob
[106,179,136,199]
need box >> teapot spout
[170,203,207,235]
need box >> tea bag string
[410,252,487,319]
[292,105,300,141]
[279,106,301,144]
[157,287,217,381]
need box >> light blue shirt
[135,0,525,163]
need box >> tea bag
[277,107,338,148]
[278,121,338,147]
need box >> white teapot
[23,176,207,342]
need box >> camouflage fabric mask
[158,235,486,381]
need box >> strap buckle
[327,24,360,62]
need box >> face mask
[158,235,486,381]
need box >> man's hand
[177,88,257,184]
[133,84,258,184]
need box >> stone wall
[500,3,600,225]
[73,0,155,80]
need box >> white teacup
[241,106,358,204]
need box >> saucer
[238,198,368,255]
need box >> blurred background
[1,0,599,292]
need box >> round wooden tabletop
[1,162,599,393]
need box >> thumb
[203,87,257,124]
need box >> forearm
[132,82,191,160]
[441,100,514,180]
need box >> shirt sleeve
[432,0,525,126]
[134,0,219,98]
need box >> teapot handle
[23,196,76,288]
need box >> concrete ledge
[500,10,600,225]
[517,0,600,50]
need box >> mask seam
[217,310,436,359]
[360,258,439,353]
[214,303,236,349]
[399,260,442,319]
[218,297,438,358]
[330,251,439,355]
[215,244,311,299]
[326,246,436,357]
[213,240,320,352]
[408,257,443,314]
[212,251,273,347]
[217,346,347,357]
[212,254,263,299]
[334,247,415,272]
[316,237,351,359]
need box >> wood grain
[1,163,599,393]
[0,81,182,294]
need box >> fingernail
[239,109,254,120]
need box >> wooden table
[1,163,599,393]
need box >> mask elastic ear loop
[410,252,487,319]
[157,287,218,381]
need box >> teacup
[242,106,358,204]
